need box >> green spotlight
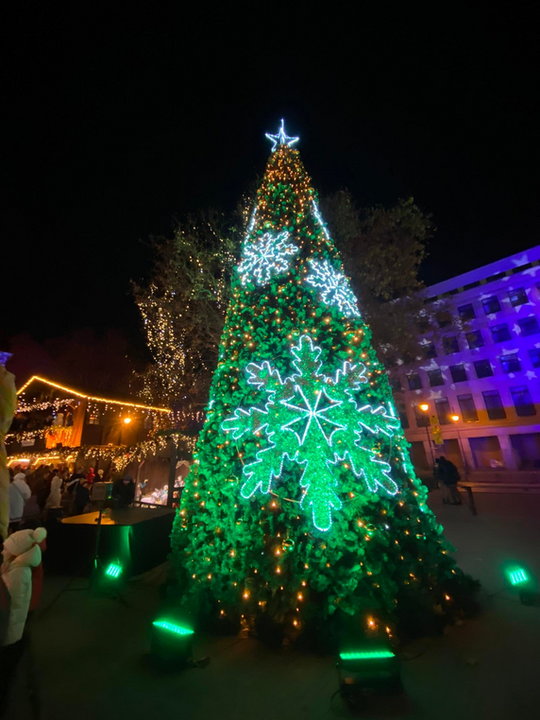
[506,567,529,586]
[152,620,195,637]
[150,616,195,669]
[339,650,395,661]
[104,562,123,579]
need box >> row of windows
[425,260,540,305]
[399,386,536,429]
[457,288,530,319]
[392,348,540,391]
[432,288,531,328]
[421,316,540,358]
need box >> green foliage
[133,210,238,409]
[321,192,433,366]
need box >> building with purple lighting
[391,245,540,479]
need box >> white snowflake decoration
[305,259,360,317]
[237,231,299,287]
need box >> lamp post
[418,403,436,468]
[450,413,469,482]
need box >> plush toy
[1,527,47,647]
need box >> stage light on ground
[104,562,123,579]
[339,650,395,661]
[337,643,402,704]
[152,620,194,636]
[506,567,529,586]
[150,616,195,669]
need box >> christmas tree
[171,121,476,645]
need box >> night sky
[4,5,540,362]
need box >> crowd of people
[7,464,137,534]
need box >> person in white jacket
[9,472,31,532]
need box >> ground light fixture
[336,645,402,707]
[104,562,123,579]
[504,565,540,606]
[150,617,196,669]
[505,566,529,587]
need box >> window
[518,316,540,336]
[436,311,452,328]
[482,390,506,420]
[390,377,402,392]
[529,348,540,368]
[414,408,430,427]
[482,296,501,314]
[398,404,409,429]
[428,369,444,387]
[458,303,476,321]
[508,288,528,306]
[407,373,422,390]
[450,364,468,383]
[423,341,437,358]
[500,353,521,373]
[457,394,478,422]
[466,330,484,349]
[442,336,460,354]
[491,324,511,343]
[474,359,493,378]
[435,398,451,425]
[510,386,536,417]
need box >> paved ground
[6,488,540,719]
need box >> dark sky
[3,4,540,352]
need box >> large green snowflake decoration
[237,231,299,287]
[222,335,400,531]
[305,258,361,317]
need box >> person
[112,476,135,509]
[437,456,462,505]
[64,468,85,515]
[8,471,31,533]
[73,478,91,515]
[44,469,63,522]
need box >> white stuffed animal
[1,527,47,646]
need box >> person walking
[437,457,462,505]
[8,471,31,533]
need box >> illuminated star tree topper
[265,118,300,152]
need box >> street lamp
[417,403,436,467]
[450,413,469,481]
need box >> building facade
[391,245,540,478]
